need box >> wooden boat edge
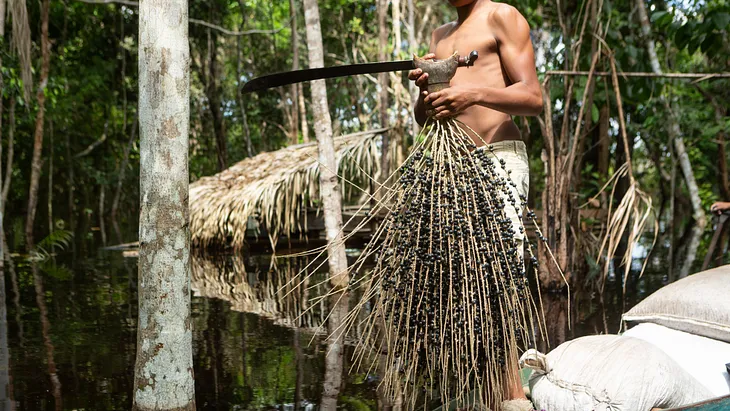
[665,394,730,410]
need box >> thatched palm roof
[190,129,386,249]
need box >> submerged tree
[133,0,196,409]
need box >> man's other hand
[408,53,436,91]
[423,85,478,120]
[711,201,730,215]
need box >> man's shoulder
[486,3,531,41]
[431,22,456,41]
[487,3,527,27]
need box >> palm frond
[28,229,73,262]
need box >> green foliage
[0,0,727,285]
[29,228,74,263]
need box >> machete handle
[414,50,478,117]
[458,50,479,67]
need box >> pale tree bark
[9,0,32,102]
[293,0,310,143]
[390,0,405,167]
[134,0,196,409]
[391,0,401,56]
[406,0,419,139]
[298,85,309,143]
[0,0,5,36]
[288,0,300,145]
[302,0,350,409]
[25,0,52,250]
[636,0,706,228]
[378,0,391,178]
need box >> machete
[242,50,479,94]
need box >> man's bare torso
[431,4,523,145]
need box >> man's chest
[433,22,499,60]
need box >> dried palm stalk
[582,55,658,292]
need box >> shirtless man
[407,1,542,410]
[409,0,543,142]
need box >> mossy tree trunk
[134,0,196,409]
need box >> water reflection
[1,262,14,411]
[191,253,328,332]
[4,222,714,410]
[30,263,62,411]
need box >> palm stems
[289,117,554,408]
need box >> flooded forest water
[2,215,723,410]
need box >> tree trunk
[0,0,5,37]
[298,86,309,143]
[635,0,706,228]
[597,105,609,179]
[302,0,350,409]
[291,0,310,143]
[378,0,391,178]
[206,26,227,170]
[0,0,4,278]
[9,0,32,102]
[693,84,730,200]
[406,0,418,139]
[33,263,62,411]
[25,0,52,251]
[0,252,10,411]
[236,0,255,158]
[0,21,8,399]
[1,97,13,212]
[1,98,22,350]
[134,0,196,409]
[48,120,54,232]
[289,0,300,145]
[111,114,138,220]
[391,0,405,168]
[99,184,107,246]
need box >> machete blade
[242,50,478,94]
[242,60,414,94]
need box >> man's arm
[425,6,543,119]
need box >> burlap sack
[622,264,730,342]
[523,335,713,411]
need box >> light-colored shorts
[477,140,529,258]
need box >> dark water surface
[1,222,717,410]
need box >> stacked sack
[523,264,730,411]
